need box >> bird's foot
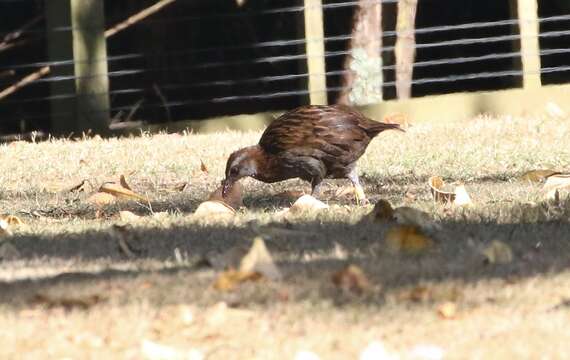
[354,184,369,206]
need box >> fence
[0,0,569,138]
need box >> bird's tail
[363,121,405,138]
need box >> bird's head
[222,145,262,197]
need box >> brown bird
[222,105,403,203]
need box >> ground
[0,114,569,359]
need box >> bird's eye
[230,167,239,175]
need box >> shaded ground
[0,114,569,359]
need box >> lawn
[0,114,569,359]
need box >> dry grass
[0,114,570,359]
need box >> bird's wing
[259,106,367,158]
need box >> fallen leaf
[437,301,457,319]
[119,174,133,190]
[119,210,142,222]
[482,240,513,264]
[0,241,19,260]
[428,176,471,206]
[384,225,434,254]
[393,206,441,231]
[520,169,560,183]
[212,237,281,291]
[100,182,148,202]
[173,182,190,192]
[543,174,570,201]
[213,269,263,291]
[31,293,103,310]
[68,179,91,193]
[0,219,12,236]
[331,264,370,294]
[368,199,395,222]
[193,201,236,218]
[200,160,209,174]
[429,176,455,203]
[208,182,243,209]
[86,192,116,207]
[1,215,23,226]
[239,237,282,281]
[289,195,329,213]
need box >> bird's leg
[310,177,324,199]
[347,167,368,205]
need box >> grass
[0,114,570,359]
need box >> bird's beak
[221,178,234,197]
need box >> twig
[104,0,177,38]
[125,98,145,123]
[0,15,43,47]
[153,84,172,122]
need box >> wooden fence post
[516,0,542,88]
[45,0,110,135]
[303,0,328,105]
[395,0,418,100]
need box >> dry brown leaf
[68,179,91,193]
[368,199,394,222]
[543,174,570,201]
[173,182,190,192]
[31,293,103,310]
[99,182,148,202]
[393,206,441,231]
[86,192,116,207]
[200,160,209,174]
[213,269,263,291]
[429,176,455,203]
[437,301,457,319]
[119,210,141,222]
[1,215,24,226]
[482,240,513,264]
[208,182,243,209]
[119,174,132,190]
[289,195,329,213]
[331,264,370,294]
[240,237,282,281]
[194,200,236,218]
[385,225,434,254]
[520,169,561,183]
[428,176,471,206]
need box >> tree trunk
[337,0,382,105]
[395,0,418,99]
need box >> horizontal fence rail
[0,0,568,135]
